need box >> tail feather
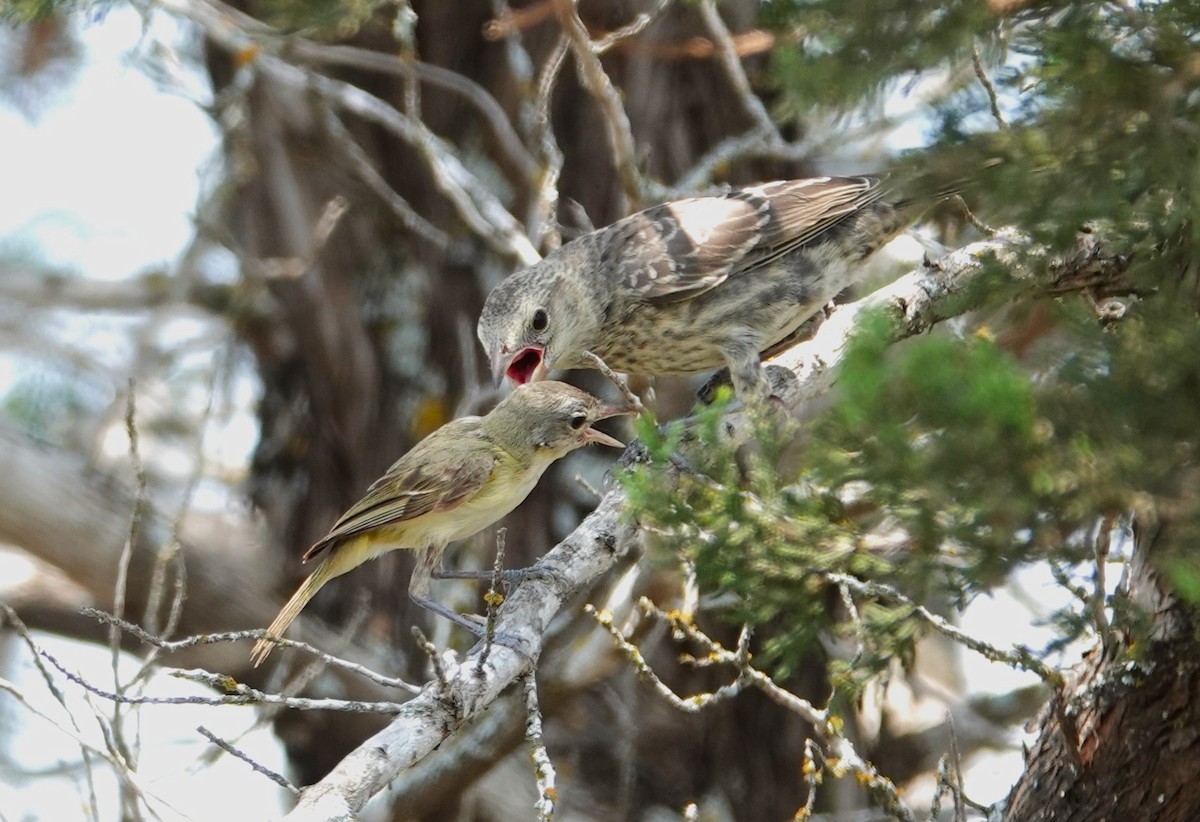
[250,553,343,666]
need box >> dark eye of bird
[569,414,587,430]
[531,308,549,332]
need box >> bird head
[488,380,632,458]
[477,254,600,388]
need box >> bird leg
[410,547,535,660]
[408,547,488,635]
[432,565,552,586]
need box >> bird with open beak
[251,381,631,665]
[477,176,910,401]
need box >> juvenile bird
[478,176,911,400]
[250,381,628,665]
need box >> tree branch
[283,232,1043,817]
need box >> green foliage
[245,0,390,37]
[715,0,1200,686]
[622,290,1200,682]
[768,2,1200,292]
[0,0,116,23]
[765,0,1000,117]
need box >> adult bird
[251,381,629,665]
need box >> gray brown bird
[251,381,629,665]
[478,176,910,400]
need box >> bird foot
[412,594,537,663]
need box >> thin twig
[412,626,449,690]
[582,350,645,414]
[196,725,300,795]
[949,713,966,822]
[32,645,407,712]
[290,39,539,182]
[552,0,643,208]
[320,104,450,248]
[529,34,570,252]
[972,42,1008,129]
[139,351,223,682]
[110,380,146,812]
[953,194,997,236]
[795,738,822,819]
[1,607,103,818]
[825,574,1063,688]
[592,0,672,54]
[0,676,173,816]
[476,528,508,677]
[83,608,420,693]
[591,596,917,821]
[697,0,778,138]
[523,674,557,820]
[574,472,602,500]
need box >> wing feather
[608,176,885,303]
[302,428,495,562]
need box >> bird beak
[581,403,637,449]
[583,426,625,449]
[490,348,508,388]
[492,345,548,387]
[598,403,637,421]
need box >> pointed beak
[490,347,508,388]
[582,403,637,449]
[583,427,625,449]
[598,403,637,421]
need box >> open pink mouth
[506,347,544,385]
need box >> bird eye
[569,414,587,430]
[531,308,549,333]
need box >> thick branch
[287,491,636,819]
[286,232,1033,818]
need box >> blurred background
[2,0,1198,819]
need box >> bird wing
[609,176,885,304]
[301,428,496,562]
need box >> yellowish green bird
[251,381,629,665]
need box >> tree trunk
[203,0,830,804]
[1006,521,1200,821]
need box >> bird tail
[250,548,349,666]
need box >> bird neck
[546,257,606,370]
[480,408,539,466]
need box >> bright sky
[0,8,217,279]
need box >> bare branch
[591,0,672,54]
[290,39,539,183]
[82,609,420,694]
[475,527,509,678]
[528,34,570,252]
[972,42,1009,130]
[318,104,450,248]
[284,490,636,819]
[696,0,778,139]
[523,675,557,820]
[552,0,644,208]
[156,0,540,265]
[582,350,645,414]
[826,573,1063,688]
[196,725,300,795]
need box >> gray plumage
[478,176,906,399]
